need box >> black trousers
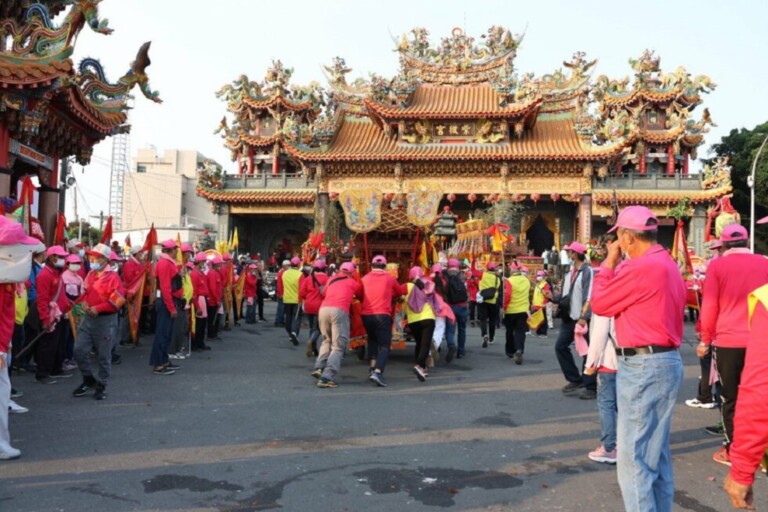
[554,317,596,391]
[257,295,265,320]
[363,314,393,372]
[283,303,301,337]
[696,352,717,404]
[478,302,498,340]
[193,316,208,349]
[469,301,477,321]
[504,312,528,355]
[409,319,435,368]
[206,301,220,338]
[35,321,66,379]
[714,346,747,449]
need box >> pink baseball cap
[608,205,659,233]
[161,239,179,249]
[185,262,194,269]
[211,256,223,265]
[564,241,586,255]
[290,256,301,266]
[509,261,523,271]
[758,216,768,225]
[223,253,233,261]
[180,243,193,253]
[409,266,423,280]
[46,245,68,258]
[340,262,356,273]
[0,217,42,246]
[313,259,327,269]
[536,270,546,277]
[194,253,207,263]
[447,258,460,269]
[486,262,497,271]
[109,251,122,262]
[720,224,748,242]
[371,255,387,265]
[65,254,81,264]
[247,263,258,269]
[431,263,443,273]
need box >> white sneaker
[8,400,28,414]
[169,352,186,360]
[685,398,716,409]
[0,447,20,460]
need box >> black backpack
[445,271,469,304]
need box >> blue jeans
[274,298,284,326]
[150,299,174,367]
[616,350,682,512]
[597,371,617,452]
[362,314,392,372]
[445,304,467,354]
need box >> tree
[65,221,102,247]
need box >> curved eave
[364,95,542,121]
[0,57,72,88]
[592,186,732,205]
[639,126,684,144]
[196,186,316,204]
[242,94,313,112]
[239,133,280,148]
[602,88,702,108]
[53,86,126,134]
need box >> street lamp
[748,133,768,252]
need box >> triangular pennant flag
[100,216,113,244]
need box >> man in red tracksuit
[190,253,211,351]
[361,255,406,387]
[206,256,224,341]
[299,260,329,356]
[699,224,768,466]
[34,246,73,384]
[149,240,184,375]
[723,282,768,509]
[72,243,126,399]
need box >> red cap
[564,241,587,255]
[720,224,748,242]
[608,205,658,233]
[161,239,179,249]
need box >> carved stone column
[216,204,231,244]
[690,204,707,256]
[316,192,329,233]
[578,194,592,243]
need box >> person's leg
[478,303,489,339]
[714,346,747,450]
[314,308,332,370]
[95,316,117,386]
[415,320,434,369]
[696,352,714,403]
[73,317,94,379]
[373,315,392,373]
[432,317,445,350]
[444,312,456,351]
[487,303,497,342]
[206,301,219,339]
[292,304,302,338]
[503,314,515,356]
[321,308,349,382]
[0,357,17,455]
[193,316,207,349]
[545,302,554,329]
[454,305,467,356]
[580,329,597,392]
[283,303,295,337]
[554,319,581,384]
[513,312,527,354]
[274,298,284,326]
[34,329,57,380]
[597,372,617,452]
[257,295,265,320]
[363,315,379,369]
[51,322,67,375]
[469,301,476,325]
[149,301,173,368]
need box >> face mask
[54,258,65,268]
[110,264,119,272]
[69,264,81,272]
[78,249,85,257]
[536,276,543,282]
[91,262,102,271]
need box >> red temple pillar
[39,158,59,243]
[639,148,646,175]
[247,145,254,175]
[0,123,10,197]
[271,143,279,176]
[683,150,689,176]
[666,145,675,176]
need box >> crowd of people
[1,204,767,510]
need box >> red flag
[141,223,158,252]
[671,221,693,277]
[54,212,67,245]
[100,216,113,244]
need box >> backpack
[445,272,468,304]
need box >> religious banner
[126,273,146,344]
[671,221,693,278]
[68,303,86,339]
[406,181,443,227]
[339,188,381,233]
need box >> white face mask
[91,262,102,271]
[54,258,65,268]
[536,276,543,282]
[110,263,119,271]
[69,264,81,272]
[78,249,85,257]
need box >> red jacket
[206,267,223,306]
[361,270,406,315]
[466,270,480,300]
[276,268,285,298]
[81,269,126,314]
[36,264,71,326]
[592,245,685,348]
[244,272,258,298]
[122,257,144,287]
[700,250,768,348]
[321,273,363,310]
[729,291,768,486]
[0,284,14,353]
[155,254,183,314]
[299,272,328,315]
[191,269,209,302]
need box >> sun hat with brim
[66,238,84,250]
[86,243,111,260]
[340,262,356,273]
[313,260,327,269]
[372,255,387,265]
[180,243,193,253]
[160,239,179,249]
[720,224,748,242]
[65,254,81,264]
[608,205,659,233]
[0,217,44,246]
[564,241,587,255]
[45,246,68,258]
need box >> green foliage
[667,198,691,221]
[65,221,102,247]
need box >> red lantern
[329,192,339,201]
[570,192,581,201]
[551,193,560,202]
[530,193,541,204]
[447,193,456,203]
[468,193,477,205]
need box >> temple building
[0,0,160,241]
[199,26,732,265]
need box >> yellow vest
[405,283,436,324]
[504,274,531,314]
[479,271,500,304]
[182,273,194,302]
[282,268,302,304]
[14,286,27,325]
[532,280,550,308]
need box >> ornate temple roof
[592,186,732,205]
[195,187,315,204]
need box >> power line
[127,171,150,227]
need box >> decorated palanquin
[0,0,161,241]
[202,26,731,261]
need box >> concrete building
[121,148,220,233]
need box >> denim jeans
[597,371,617,452]
[74,314,118,385]
[616,350,682,512]
[150,299,174,367]
[274,297,284,325]
[445,304,467,353]
[363,314,392,372]
[305,313,321,350]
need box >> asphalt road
[2,303,765,511]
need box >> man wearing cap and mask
[591,205,686,512]
[281,257,303,346]
[442,258,469,361]
[555,241,596,399]
[71,244,126,400]
[66,238,89,279]
[34,245,73,384]
[698,223,768,468]
[149,240,184,375]
[274,259,290,327]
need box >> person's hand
[0,352,7,370]
[170,310,178,319]
[696,343,710,359]
[604,240,622,270]
[577,318,587,327]
[584,366,596,376]
[724,474,755,510]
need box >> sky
[63,0,768,223]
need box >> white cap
[66,238,81,250]
[129,245,143,255]
[282,259,290,266]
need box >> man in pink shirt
[698,223,768,467]
[361,255,407,387]
[312,262,362,388]
[723,281,768,510]
[591,205,686,512]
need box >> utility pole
[58,157,69,213]
[99,210,104,231]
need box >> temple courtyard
[2,303,764,511]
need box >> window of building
[137,165,147,173]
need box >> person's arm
[585,314,611,373]
[579,268,593,323]
[502,280,511,311]
[700,263,720,346]
[590,261,648,318]
[158,263,176,314]
[36,269,51,325]
[93,274,126,314]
